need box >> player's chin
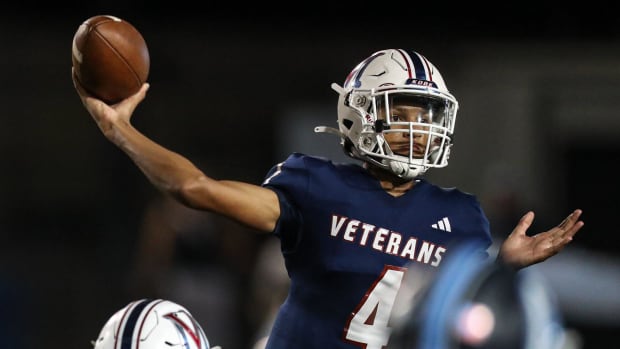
[391,147,408,157]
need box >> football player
[74,48,584,349]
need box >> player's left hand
[498,209,584,269]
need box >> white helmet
[316,49,458,179]
[92,299,213,349]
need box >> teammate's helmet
[316,49,458,179]
[92,299,212,349]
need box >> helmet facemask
[350,88,457,179]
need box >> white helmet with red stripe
[92,299,215,349]
[316,49,459,179]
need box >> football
[72,15,150,104]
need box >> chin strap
[388,160,420,179]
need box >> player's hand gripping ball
[72,15,150,104]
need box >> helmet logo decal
[405,78,438,88]
[345,51,386,88]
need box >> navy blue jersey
[261,153,492,349]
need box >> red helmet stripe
[165,311,204,348]
[396,49,414,80]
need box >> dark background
[1,2,619,349]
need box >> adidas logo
[431,217,451,232]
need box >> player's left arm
[497,209,584,269]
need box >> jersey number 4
[343,265,406,349]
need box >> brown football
[72,15,150,104]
